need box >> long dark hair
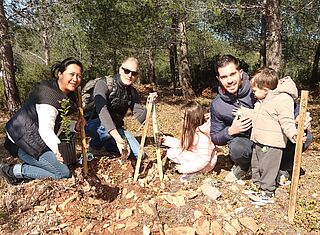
[180,101,205,151]
[51,57,83,79]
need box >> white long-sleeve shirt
[7,103,76,154]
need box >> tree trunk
[147,48,156,84]
[179,21,195,99]
[0,0,21,116]
[112,47,117,75]
[42,28,50,65]
[260,0,267,67]
[311,42,320,87]
[266,0,282,74]
[169,43,177,92]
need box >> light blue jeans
[86,118,143,158]
[12,149,70,180]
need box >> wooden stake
[134,100,153,181]
[77,87,88,175]
[152,104,164,181]
[288,90,309,223]
[134,92,163,181]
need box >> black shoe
[232,165,250,179]
[276,170,291,186]
[0,164,20,185]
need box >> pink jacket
[163,119,217,174]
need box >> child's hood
[273,76,298,99]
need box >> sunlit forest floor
[0,85,319,234]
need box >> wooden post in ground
[134,92,163,181]
[77,87,88,175]
[134,99,153,181]
[288,90,309,223]
[152,104,164,181]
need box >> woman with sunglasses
[1,57,83,184]
[86,57,147,159]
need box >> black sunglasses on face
[122,67,139,76]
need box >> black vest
[5,79,77,159]
[107,75,133,127]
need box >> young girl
[162,101,218,181]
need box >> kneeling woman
[1,57,83,184]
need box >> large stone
[194,210,203,219]
[164,226,195,235]
[141,201,154,215]
[224,222,237,235]
[231,219,242,232]
[119,208,133,220]
[201,182,221,200]
[125,221,139,230]
[239,216,259,233]
[194,218,210,235]
[143,225,151,235]
[160,194,185,206]
[210,221,223,235]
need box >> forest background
[0,0,319,114]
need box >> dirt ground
[0,86,319,235]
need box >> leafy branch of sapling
[58,98,72,143]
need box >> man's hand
[147,92,158,104]
[228,114,252,136]
[109,129,130,157]
[116,139,130,157]
[55,150,64,163]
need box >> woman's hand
[55,150,64,163]
[75,116,86,132]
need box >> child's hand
[161,135,169,146]
[232,107,242,118]
[161,135,180,148]
[295,112,312,130]
[204,113,210,121]
[175,164,182,173]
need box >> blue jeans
[12,149,71,180]
[228,137,253,171]
[86,118,143,158]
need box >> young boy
[245,67,298,205]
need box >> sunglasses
[122,67,139,76]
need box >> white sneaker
[243,188,260,196]
[249,191,275,205]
